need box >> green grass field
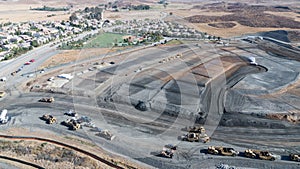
[84,33,125,48]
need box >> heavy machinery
[290,154,300,162]
[61,119,80,130]
[64,110,78,117]
[41,114,56,124]
[96,129,115,140]
[182,132,210,143]
[208,146,239,156]
[0,91,6,98]
[182,132,200,142]
[244,149,276,161]
[187,126,205,133]
[182,126,210,143]
[160,144,177,158]
[39,97,55,103]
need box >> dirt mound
[260,30,290,42]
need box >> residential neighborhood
[0,7,104,61]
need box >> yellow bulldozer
[41,114,56,124]
[39,97,55,103]
[61,119,80,130]
[290,154,300,162]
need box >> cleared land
[1,0,300,169]
[40,48,115,68]
[168,2,300,37]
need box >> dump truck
[96,129,115,140]
[182,132,210,143]
[244,149,276,161]
[187,126,205,133]
[182,132,200,142]
[41,114,56,124]
[208,146,239,156]
[61,119,80,130]
[39,97,54,103]
[290,154,300,162]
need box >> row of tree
[30,5,70,11]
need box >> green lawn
[84,33,125,48]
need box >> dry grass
[194,22,290,38]
[0,128,145,169]
[104,10,162,20]
[0,0,108,23]
[170,9,233,18]
[264,11,300,22]
[0,3,71,23]
[40,48,115,68]
[0,139,102,169]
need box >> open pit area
[0,35,300,168]
[0,0,300,168]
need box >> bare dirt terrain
[1,0,300,169]
[7,37,298,169]
[40,48,116,68]
[168,1,300,37]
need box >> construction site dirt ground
[1,38,300,168]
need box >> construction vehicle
[0,109,8,124]
[161,149,174,158]
[11,71,17,76]
[0,91,6,98]
[64,110,78,117]
[290,154,300,162]
[187,125,205,133]
[39,97,55,103]
[208,146,239,156]
[182,132,200,142]
[182,125,210,143]
[96,129,115,140]
[41,114,56,124]
[160,144,177,158]
[181,132,210,143]
[244,149,276,161]
[61,119,80,130]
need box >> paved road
[0,29,99,91]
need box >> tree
[69,13,78,22]
[31,40,39,47]
[84,7,90,13]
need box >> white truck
[0,77,7,82]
